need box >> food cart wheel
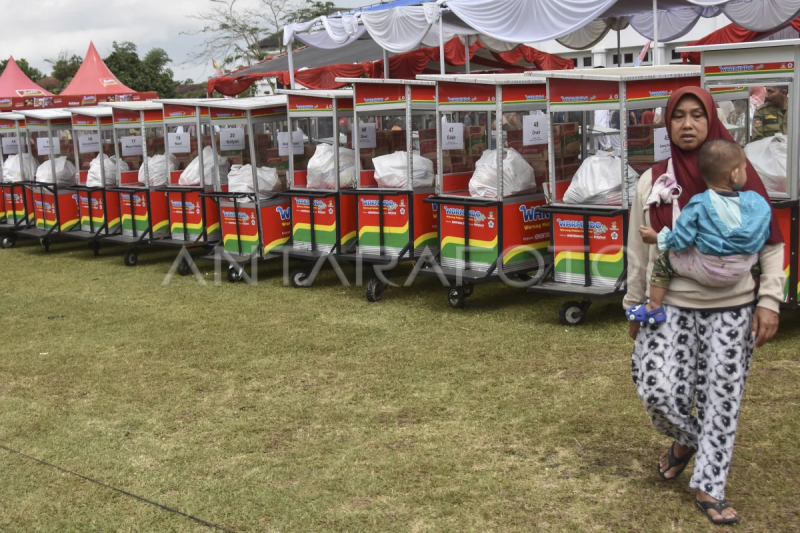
[177,258,192,277]
[559,300,589,326]
[0,235,15,249]
[124,250,138,267]
[88,241,100,257]
[463,283,474,297]
[41,238,51,253]
[365,277,386,302]
[448,287,466,309]
[228,265,243,283]
[291,269,310,288]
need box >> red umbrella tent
[60,42,157,105]
[0,56,55,110]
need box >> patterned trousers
[632,305,754,500]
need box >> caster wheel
[559,300,588,326]
[365,277,385,302]
[463,283,474,297]
[41,238,51,253]
[290,270,310,288]
[124,251,138,267]
[448,287,466,309]
[177,258,192,276]
[1,236,15,249]
[89,241,100,257]
[227,265,243,283]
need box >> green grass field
[1,239,798,532]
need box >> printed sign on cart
[522,115,549,146]
[277,131,303,156]
[120,136,143,156]
[654,128,671,161]
[358,122,376,149]
[78,134,100,153]
[220,127,245,150]
[36,137,60,156]
[2,136,19,154]
[443,123,464,150]
[167,132,191,154]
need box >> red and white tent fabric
[0,56,54,110]
[681,16,800,64]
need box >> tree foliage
[0,58,45,82]
[103,42,178,98]
[45,50,83,93]
[285,1,337,23]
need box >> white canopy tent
[282,0,800,88]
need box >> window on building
[572,58,578,68]
[583,57,592,67]
[624,53,634,64]
[672,49,682,60]
[641,51,649,62]
[612,54,619,65]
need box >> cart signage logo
[556,218,607,235]
[16,89,45,97]
[295,105,318,110]
[276,206,291,220]
[519,204,549,223]
[443,206,486,223]
[100,78,118,87]
[222,209,250,223]
[709,61,794,77]
[363,97,386,103]
[525,94,545,101]
[82,95,97,105]
[294,198,326,209]
[0,98,11,107]
[649,90,671,97]
[360,198,398,210]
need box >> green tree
[45,50,83,93]
[285,1,336,23]
[103,42,178,98]
[0,58,45,82]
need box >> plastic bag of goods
[562,151,639,205]
[372,151,435,188]
[468,148,536,198]
[306,143,356,190]
[2,153,38,182]
[228,164,282,194]
[138,154,178,187]
[86,155,129,187]
[35,156,77,186]
[744,133,787,194]
[178,146,229,186]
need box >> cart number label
[443,123,464,150]
[277,131,304,156]
[523,115,549,146]
[120,136,143,157]
[220,127,245,150]
[168,132,191,154]
[654,128,671,161]
[2,136,18,154]
[36,137,61,156]
[358,122,376,149]
[78,134,100,153]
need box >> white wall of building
[530,15,733,69]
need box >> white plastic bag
[372,151,435,188]
[179,146,229,186]
[563,151,639,205]
[468,148,536,198]
[138,154,178,187]
[228,164,282,195]
[306,143,356,190]
[35,156,76,186]
[744,134,787,194]
[86,155,129,187]
[2,153,38,182]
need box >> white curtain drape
[628,6,705,41]
[722,0,800,31]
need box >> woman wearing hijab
[624,87,785,525]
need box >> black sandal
[657,442,695,480]
[696,499,739,525]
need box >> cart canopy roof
[64,106,112,117]
[99,101,163,111]
[0,56,54,98]
[677,37,800,54]
[539,65,700,82]
[277,89,353,99]
[0,112,25,122]
[204,95,287,110]
[335,78,435,86]
[418,73,546,85]
[17,108,72,120]
[61,42,135,96]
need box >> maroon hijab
[650,86,783,245]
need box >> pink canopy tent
[60,42,137,105]
[0,56,54,111]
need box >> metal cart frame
[0,112,34,249]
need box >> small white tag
[78,134,100,154]
[36,137,60,156]
[654,127,671,161]
[168,132,191,154]
[219,127,245,150]
[442,123,464,150]
[2,136,19,154]
[358,122,376,149]
[523,114,549,146]
[120,136,143,157]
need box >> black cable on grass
[0,445,236,532]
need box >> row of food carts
[1,39,797,324]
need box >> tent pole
[464,39,470,73]
[439,16,445,74]
[288,40,296,89]
[653,0,659,66]
[383,49,389,79]
[617,27,621,67]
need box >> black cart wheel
[0,235,15,249]
[177,258,192,276]
[559,300,588,326]
[124,250,138,267]
[365,277,385,302]
[448,287,466,309]
[228,265,243,283]
[89,241,100,257]
[41,238,51,253]
[463,283,474,297]
[290,270,310,288]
